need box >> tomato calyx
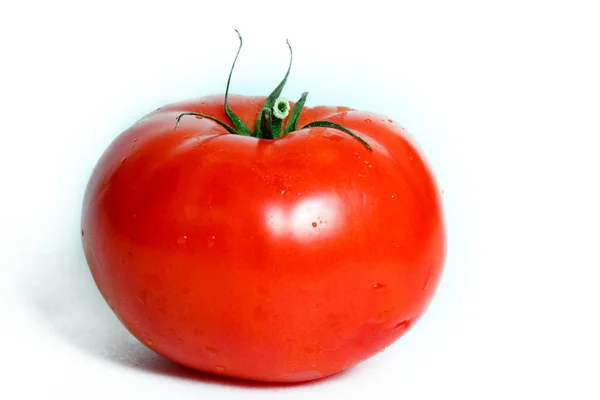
[174,31,372,151]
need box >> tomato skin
[81,94,445,382]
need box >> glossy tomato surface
[81,94,446,382]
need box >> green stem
[285,92,308,133]
[259,109,273,139]
[173,31,372,152]
[223,30,252,136]
[301,121,372,151]
[271,116,284,139]
[174,112,237,134]
[253,39,293,137]
[271,97,290,139]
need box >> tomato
[81,33,445,383]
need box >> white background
[1,0,599,398]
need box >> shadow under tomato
[24,236,350,389]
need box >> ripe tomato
[81,33,445,383]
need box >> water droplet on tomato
[133,138,138,142]
[312,222,317,228]
[281,190,285,194]
[208,235,216,247]
[423,270,433,290]
[365,119,372,123]
[205,346,219,356]
[137,292,146,307]
[373,283,386,289]
[144,332,153,346]
[177,235,187,245]
[394,320,409,330]
[387,119,393,123]
[323,131,344,141]
[215,365,225,372]
[120,157,127,163]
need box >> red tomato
[81,34,445,383]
